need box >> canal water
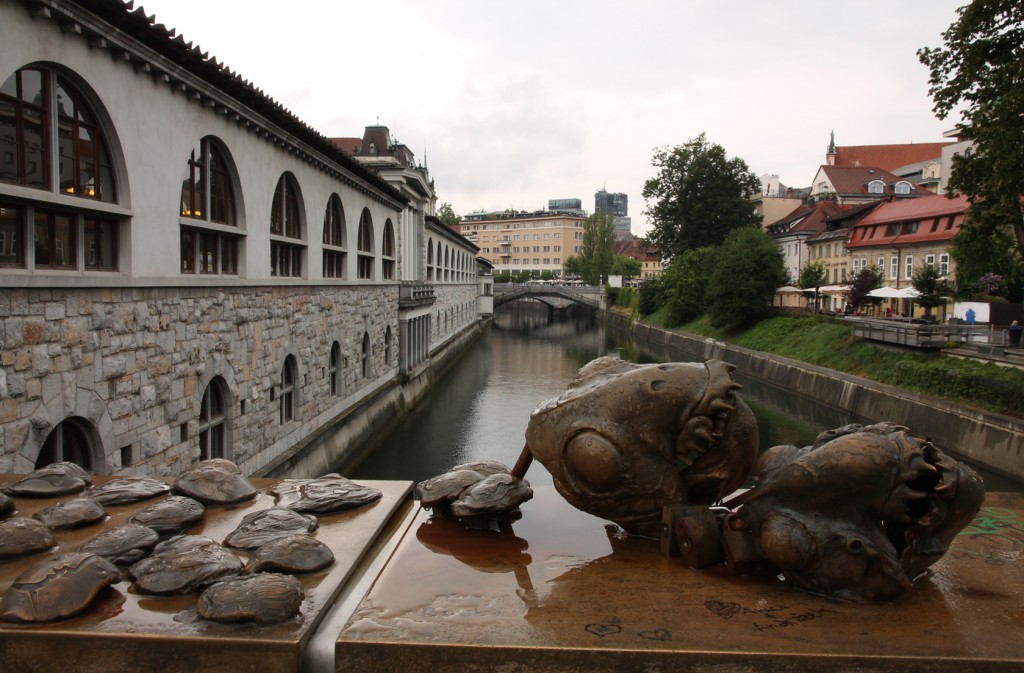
[345,303,1019,491]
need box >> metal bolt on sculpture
[418,357,986,603]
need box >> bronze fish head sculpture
[526,357,758,535]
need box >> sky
[137,0,967,236]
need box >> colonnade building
[0,0,484,478]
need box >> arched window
[180,137,239,275]
[197,377,229,460]
[329,341,341,396]
[357,208,374,280]
[361,332,370,378]
[279,355,297,423]
[384,326,392,365]
[426,237,434,280]
[1,66,121,272]
[382,219,395,280]
[35,417,93,470]
[444,246,450,281]
[894,181,912,195]
[867,180,885,194]
[270,174,304,277]
[323,195,346,279]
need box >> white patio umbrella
[868,286,921,299]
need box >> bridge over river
[493,283,604,312]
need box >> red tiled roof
[820,165,930,196]
[330,137,362,155]
[834,143,952,172]
[856,194,970,225]
[847,194,969,249]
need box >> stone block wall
[0,284,399,477]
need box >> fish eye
[564,431,624,494]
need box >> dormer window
[867,180,885,194]
[894,181,911,195]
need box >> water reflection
[345,304,1016,491]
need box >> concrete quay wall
[611,314,1024,482]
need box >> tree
[436,202,461,229]
[918,2,1024,286]
[847,265,884,310]
[797,260,828,312]
[912,263,953,320]
[706,228,786,329]
[579,210,615,285]
[563,255,583,279]
[642,133,763,260]
[660,247,716,326]
[611,255,642,279]
[950,221,1024,301]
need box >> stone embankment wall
[259,321,487,478]
[0,285,399,477]
[607,314,1024,482]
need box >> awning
[776,285,802,293]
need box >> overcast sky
[138,1,966,236]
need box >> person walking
[1008,320,1023,348]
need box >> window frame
[197,378,229,461]
[270,174,305,278]
[322,195,346,279]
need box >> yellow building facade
[460,210,585,276]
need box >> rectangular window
[222,237,237,275]
[34,209,75,269]
[199,232,218,274]
[878,256,885,270]
[939,253,949,276]
[181,229,195,273]
[324,249,345,278]
[925,254,935,267]
[852,258,859,274]
[83,216,117,271]
[890,255,898,280]
[0,203,24,267]
[904,255,913,280]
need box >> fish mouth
[674,361,743,469]
[881,437,960,566]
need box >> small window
[939,253,949,276]
[894,181,912,195]
[329,341,341,396]
[868,180,885,194]
[904,255,914,280]
[361,332,370,378]
[198,377,229,461]
[280,355,297,423]
[36,418,92,470]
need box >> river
[342,305,915,485]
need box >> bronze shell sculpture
[271,474,382,514]
[129,535,243,595]
[0,552,121,623]
[416,461,533,518]
[245,534,335,574]
[223,507,318,550]
[173,460,258,506]
[197,573,304,625]
[129,495,206,536]
[0,517,56,559]
[33,497,106,530]
[79,523,161,565]
[1,462,92,498]
[86,476,171,506]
